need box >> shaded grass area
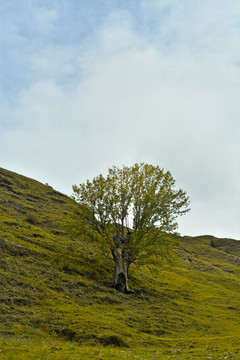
[1,167,240,358]
[0,336,240,359]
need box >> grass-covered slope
[1,167,240,359]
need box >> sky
[1,0,240,239]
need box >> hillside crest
[1,167,240,357]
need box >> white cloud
[1,1,240,238]
[143,0,240,59]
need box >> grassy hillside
[1,167,240,359]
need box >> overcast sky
[1,0,240,239]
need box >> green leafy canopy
[71,163,190,267]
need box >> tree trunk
[112,248,130,293]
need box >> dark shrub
[99,335,128,347]
[26,214,39,225]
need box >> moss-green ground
[1,167,240,359]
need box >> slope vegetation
[1,167,240,359]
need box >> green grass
[0,336,240,359]
[1,167,240,359]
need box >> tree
[72,163,190,293]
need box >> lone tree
[72,163,190,293]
